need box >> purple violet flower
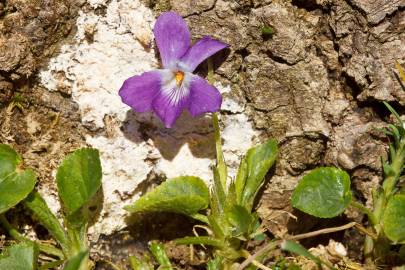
[119,11,228,128]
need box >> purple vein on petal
[152,86,190,128]
[153,11,191,69]
[118,71,162,112]
[179,36,229,72]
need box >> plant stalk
[207,58,228,190]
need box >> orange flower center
[175,71,184,86]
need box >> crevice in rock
[342,72,363,100]
[370,99,405,122]
[291,0,324,11]
[235,47,251,60]
[344,0,368,19]
[265,50,299,66]
[251,104,290,114]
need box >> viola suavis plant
[119,11,228,128]
[291,65,405,269]
[0,145,102,270]
[119,11,281,270]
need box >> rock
[170,0,215,17]
[348,0,405,25]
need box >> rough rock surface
[0,0,404,267]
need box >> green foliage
[175,236,224,247]
[0,144,21,179]
[149,242,172,270]
[129,255,153,270]
[0,146,102,270]
[0,144,37,214]
[0,242,38,270]
[383,194,405,243]
[125,176,210,216]
[291,167,352,218]
[129,242,172,270]
[207,257,223,270]
[56,148,102,217]
[125,137,278,269]
[236,139,278,210]
[288,98,405,266]
[226,204,255,238]
[63,250,89,270]
[261,25,274,37]
[24,191,69,253]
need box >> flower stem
[207,58,227,189]
[212,112,227,189]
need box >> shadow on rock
[122,110,216,161]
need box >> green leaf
[63,250,88,270]
[39,260,64,270]
[0,242,38,270]
[0,144,37,214]
[149,242,172,270]
[208,215,226,239]
[212,167,226,214]
[56,148,102,216]
[207,256,223,270]
[174,236,224,248]
[0,144,21,179]
[281,240,321,265]
[239,139,278,209]
[261,26,274,36]
[291,167,352,218]
[129,255,153,270]
[24,191,69,252]
[383,194,405,243]
[235,158,248,204]
[125,176,209,216]
[0,170,37,215]
[226,205,254,237]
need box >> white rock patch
[39,0,259,239]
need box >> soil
[1,0,404,269]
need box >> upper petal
[187,74,222,117]
[119,71,161,112]
[179,36,228,72]
[154,12,190,69]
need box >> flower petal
[119,71,161,112]
[154,11,190,69]
[152,82,190,128]
[188,75,222,117]
[179,36,228,72]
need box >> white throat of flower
[160,69,192,106]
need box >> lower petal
[119,71,162,112]
[152,86,189,128]
[188,75,222,117]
